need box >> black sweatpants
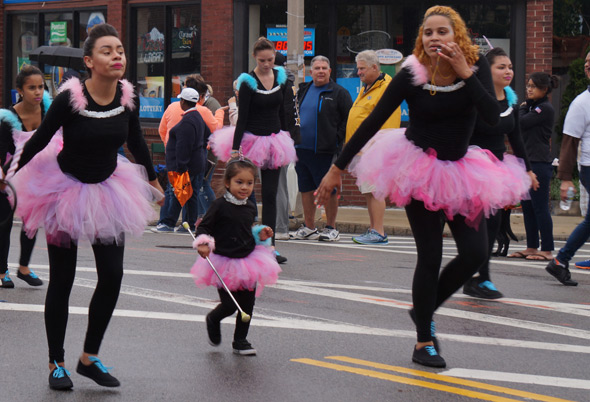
[405,200,487,342]
[209,288,256,342]
[45,240,124,363]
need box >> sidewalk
[295,206,584,241]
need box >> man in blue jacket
[162,87,210,233]
[290,55,352,242]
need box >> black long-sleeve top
[232,68,290,150]
[470,96,531,171]
[335,56,499,169]
[519,96,554,163]
[196,196,257,259]
[16,81,156,183]
[0,100,48,165]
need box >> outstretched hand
[314,165,343,207]
[436,42,472,80]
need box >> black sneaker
[232,339,257,356]
[275,251,287,264]
[0,273,14,288]
[408,309,440,354]
[463,277,503,299]
[546,258,578,286]
[17,270,43,286]
[76,357,120,387]
[48,363,73,390]
[412,345,446,368]
[206,313,221,346]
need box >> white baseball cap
[177,87,200,103]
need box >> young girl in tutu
[191,157,281,356]
[209,37,296,263]
[316,6,531,368]
[11,24,164,390]
[0,65,53,288]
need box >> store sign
[50,21,67,44]
[138,27,165,64]
[376,49,403,65]
[267,26,315,57]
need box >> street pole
[286,0,304,86]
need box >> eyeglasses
[525,84,537,89]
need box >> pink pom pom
[193,234,215,252]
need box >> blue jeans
[557,165,590,263]
[197,164,216,217]
[159,172,204,230]
[521,162,554,251]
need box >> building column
[525,0,553,75]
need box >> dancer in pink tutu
[11,24,164,390]
[316,6,529,368]
[191,157,281,356]
[209,37,296,263]
[0,65,52,288]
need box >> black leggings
[45,239,124,363]
[405,200,487,342]
[475,210,501,282]
[209,288,256,342]
[260,168,281,245]
[0,191,36,274]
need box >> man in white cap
[160,88,211,233]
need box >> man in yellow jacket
[346,50,401,245]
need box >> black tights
[45,240,124,363]
[405,200,487,342]
[0,192,36,274]
[260,168,281,245]
[475,211,501,282]
[209,288,256,341]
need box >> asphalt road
[1,226,589,401]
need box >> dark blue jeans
[159,172,204,230]
[557,165,590,264]
[521,162,554,251]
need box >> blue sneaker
[151,223,174,233]
[352,229,388,245]
[0,273,14,289]
[574,259,590,270]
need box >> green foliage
[554,0,584,36]
[556,57,590,138]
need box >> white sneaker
[319,227,340,242]
[289,225,319,240]
[275,232,290,240]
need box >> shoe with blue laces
[0,272,14,288]
[408,309,440,353]
[352,229,388,245]
[76,356,120,387]
[412,345,446,368]
[17,270,43,286]
[463,277,503,299]
[49,362,73,390]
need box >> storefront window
[10,14,39,103]
[136,7,166,119]
[170,6,201,100]
[80,11,107,45]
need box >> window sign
[139,76,164,118]
[138,27,165,64]
[267,26,315,57]
[50,21,67,44]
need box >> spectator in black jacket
[290,55,352,242]
[164,87,211,232]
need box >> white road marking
[440,368,590,390]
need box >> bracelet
[230,150,239,155]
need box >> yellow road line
[326,356,575,402]
[292,358,525,402]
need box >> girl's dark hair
[82,23,120,77]
[485,47,508,66]
[529,72,559,95]
[16,65,43,89]
[224,159,258,186]
[252,37,275,55]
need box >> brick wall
[526,0,554,75]
[107,0,126,44]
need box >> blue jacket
[165,108,211,175]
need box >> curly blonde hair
[413,6,479,67]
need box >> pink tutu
[190,245,281,296]
[349,128,531,227]
[209,126,296,169]
[12,141,161,247]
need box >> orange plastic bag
[168,171,193,207]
